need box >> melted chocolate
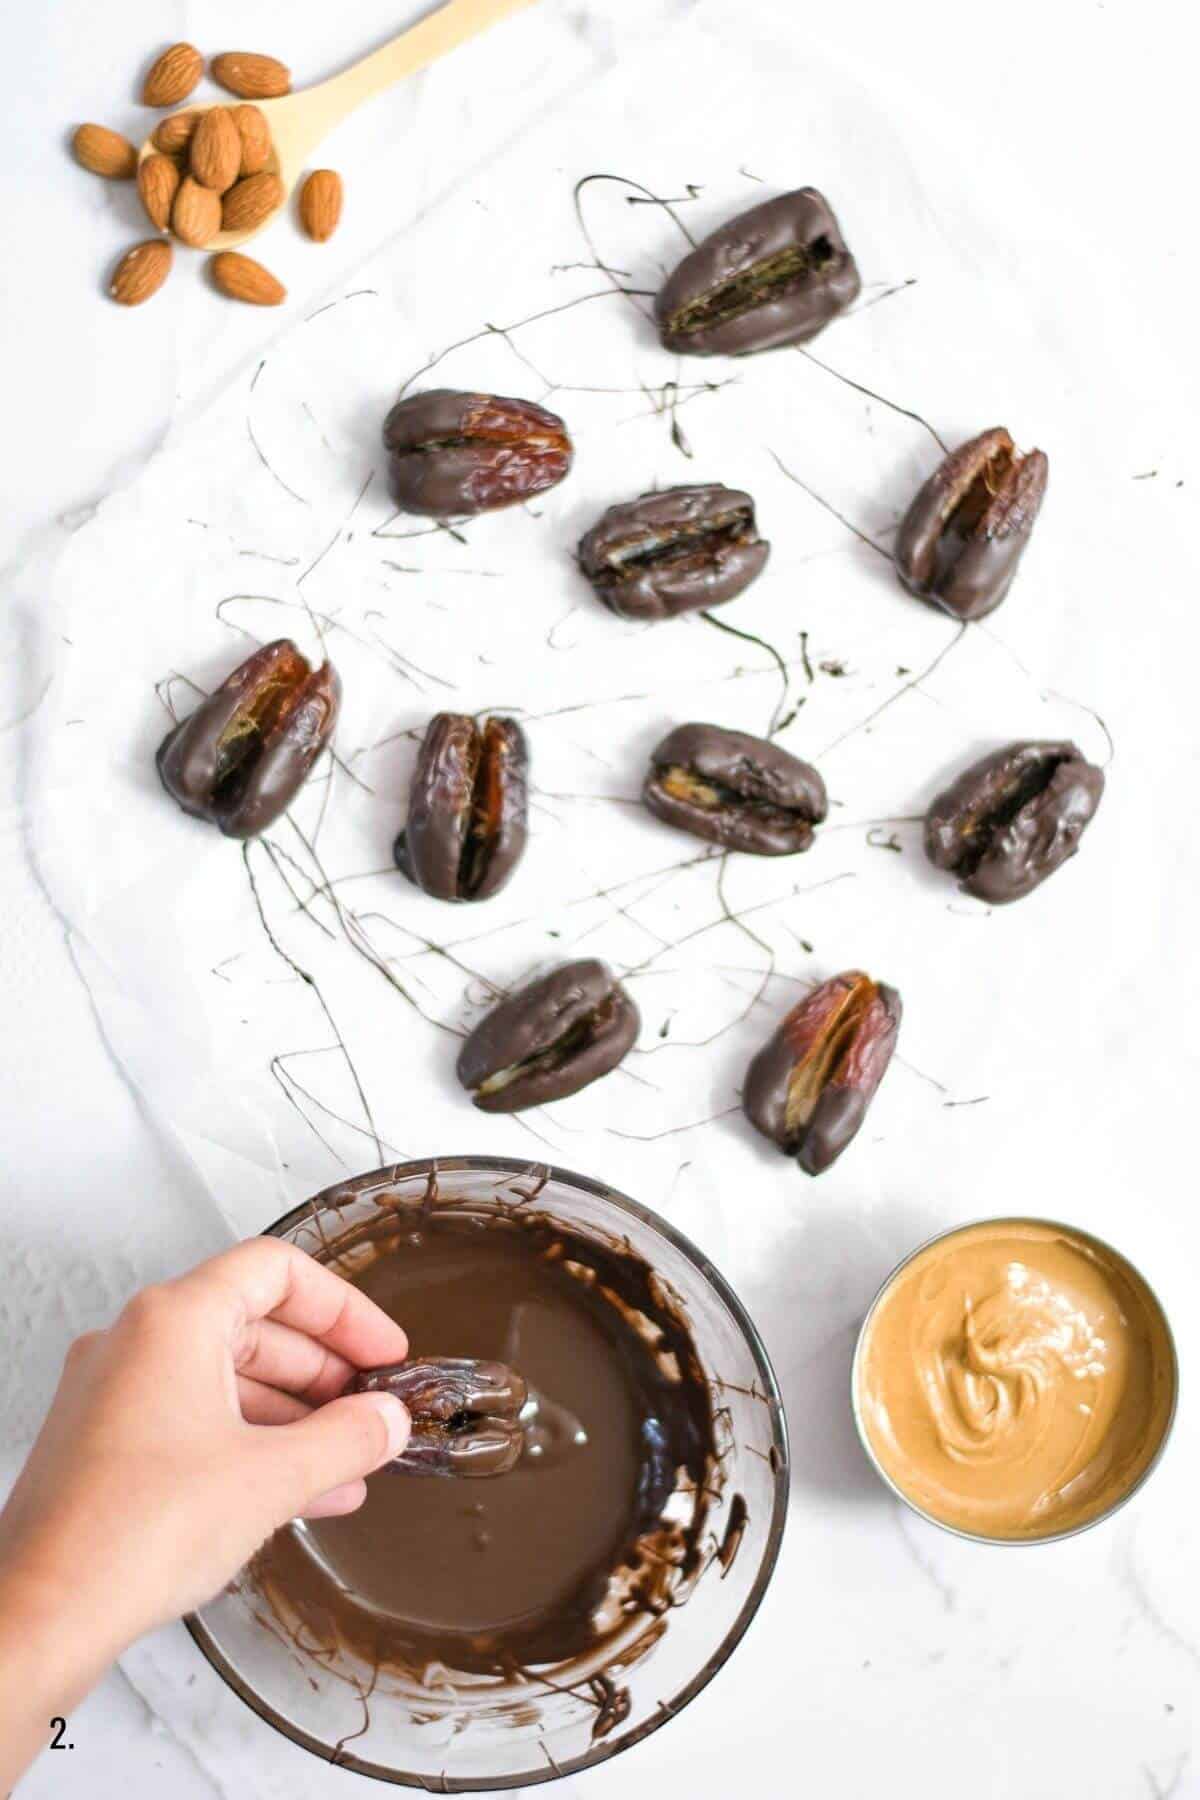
[251,1207,716,1680]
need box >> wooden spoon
[138,0,539,251]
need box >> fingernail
[365,1390,410,1464]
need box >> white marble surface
[3,1,1199,1796]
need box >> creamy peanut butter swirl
[856,1221,1175,1540]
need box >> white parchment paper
[28,16,1200,1795]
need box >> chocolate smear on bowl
[249,1189,720,1683]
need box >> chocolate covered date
[744,971,901,1176]
[353,1357,527,1479]
[382,388,572,518]
[894,427,1048,621]
[644,722,827,855]
[577,484,769,620]
[395,713,528,902]
[656,188,860,357]
[457,959,640,1112]
[395,1419,526,1478]
[924,740,1104,904]
[156,639,340,839]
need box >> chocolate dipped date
[396,1419,526,1478]
[394,713,528,902]
[156,638,340,839]
[382,388,572,518]
[655,188,860,357]
[577,484,769,620]
[744,971,901,1176]
[353,1357,527,1479]
[894,427,1049,621]
[457,959,640,1112]
[644,722,827,855]
[924,740,1104,904]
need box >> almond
[210,251,286,306]
[110,239,173,306]
[231,104,271,176]
[172,176,222,247]
[299,169,343,243]
[221,172,284,235]
[190,107,241,192]
[210,52,291,99]
[152,109,199,157]
[72,123,137,180]
[141,42,203,108]
[137,153,181,231]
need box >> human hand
[0,1238,411,1651]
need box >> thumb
[265,1391,410,1524]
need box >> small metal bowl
[851,1215,1179,1546]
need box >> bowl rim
[850,1212,1180,1547]
[186,1153,791,1789]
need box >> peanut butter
[855,1220,1176,1540]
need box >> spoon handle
[283,0,541,152]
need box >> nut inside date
[474,993,617,1099]
[599,501,753,572]
[577,484,769,621]
[457,959,640,1113]
[643,722,827,856]
[655,188,860,356]
[744,971,901,1175]
[352,1357,528,1479]
[666,238,838,340]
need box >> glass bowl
[187,1156,789,1788]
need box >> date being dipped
[457,960,639,1112]
[156,638,340,838]
[255,1189,722,1687]
[352,1357,528,1478]
[394,712,529,902]
[744,970,901,1175]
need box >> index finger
[171,1238,408,1369]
